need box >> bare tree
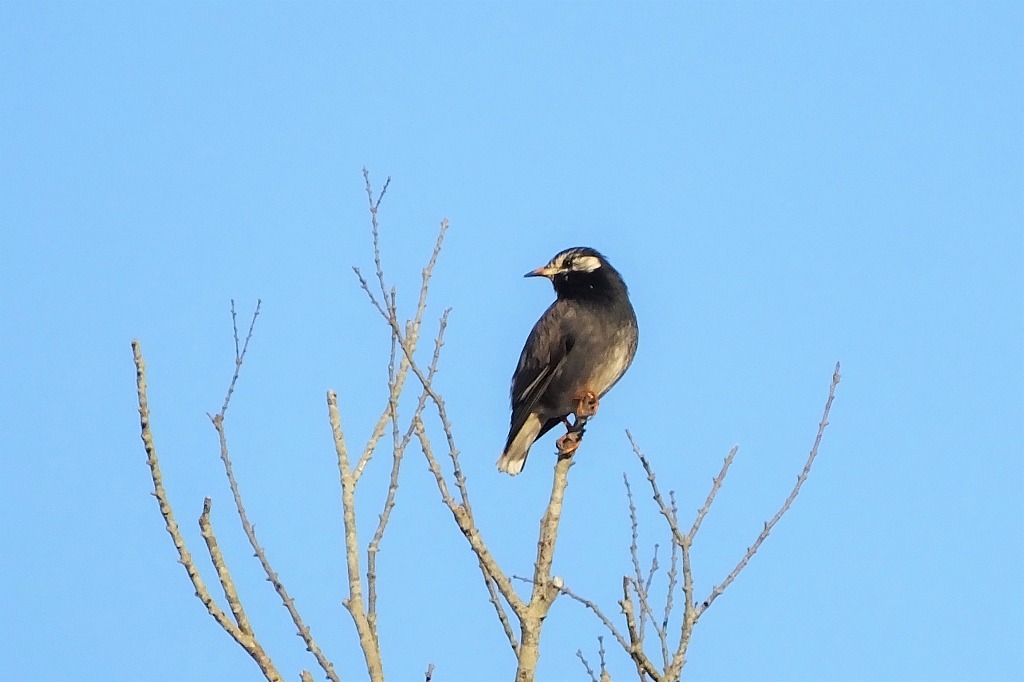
[131,172,840,681]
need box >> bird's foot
[556,430,583,456]
[575,391,600,419]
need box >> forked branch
[132,339,282,682]
[568,362,842,680]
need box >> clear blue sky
[2,2,1021,681]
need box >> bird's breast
[588,326,637,396]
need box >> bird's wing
[507,304,574,446]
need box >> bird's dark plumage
[497,247,639,475]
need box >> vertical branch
[659,512,678,669]
[515,442,579,682]
[361,205,447,631]
[624,475,647,643]
[354,204,532,663]
[666,530,695,678]
[623,474,663,650]
[329,392,385,682]
[598,636,612,682]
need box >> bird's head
[525,247,605,279]
[525,247,627,300]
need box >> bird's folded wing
[507,310,575,446]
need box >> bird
[497,246,639,476]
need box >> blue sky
[2,2,1021,681]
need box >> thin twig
[698,362,842,615]
[598,636,612,682]
[555,578,662,681]
[627,432,686,549]
[624,475,647,641]
[219,299,261,417]
[689,445,739,540]
[482,567,520,656]
[553,581,632,657]
[577,649,599,682]
[659,497,679,669]
[362,168,394,318]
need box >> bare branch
[659,504,679,668]
[689,445,739,540]
[553,581,632,659]
[665,538,695,679]
[352,213,534,654]
[598,636,612,682]
[355,220,466,496]
[132,340,282,682]
[413,418,525,616]
[619,578,664,682]
[515,447,577,682]
[622,475,663,652]
[362,168,394,317]
[367,310,449,630]
[199,497,254,636]
[624,475,646,641]
[698,362,842,615]
[626,433,686,548]
[219,299,262,417]
[329,391,384,682]
[483,568,521,656]
[353,176,440,484]
[206,305,340,682]
[355,174,444,638]
[577,648,599,682]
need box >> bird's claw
[556,430,583,456]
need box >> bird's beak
[525,266,560,278]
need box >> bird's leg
[557,392,599,456]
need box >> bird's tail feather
[497,414,542,476]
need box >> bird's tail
[496,414,542,476]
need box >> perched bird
[497,247,639,475]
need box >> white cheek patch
[572,255,602,272]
